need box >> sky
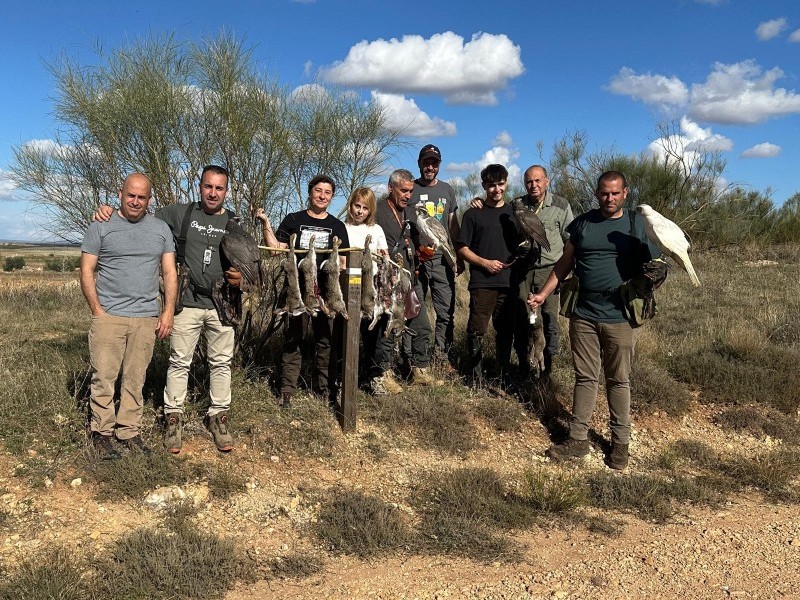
[1,0,798,241]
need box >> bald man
[81,173,177,459]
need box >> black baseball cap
[418,144,442,162]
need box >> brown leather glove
[224,268,242,288]
[416,245,435,263]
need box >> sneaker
[371,371,403,395]
[164,413,183,454]
[411,366,444,386]
[205,411,234,452]
[123,435,151,456]
[91,432,120,461]
[545,438,591,462]
[608,442,629,470]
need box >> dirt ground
[2,396,798,600]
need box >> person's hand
[255,208,271,228]
[469,197,484,209]
[92,204,114,222]
[416,245,435,263]
[482,258,505,274]
[225,267,242,288]
[156,311,174,339]
[455,257,465,276]
[528,292,545,310]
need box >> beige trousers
[89,314,157,440]
[163,307,234,417]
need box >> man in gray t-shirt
[80,173,177,459]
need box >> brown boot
[546,438,590,462]
[164,413,183,454]
[608,442,629,470]
[204,411,234,452]
[411,366,444,386]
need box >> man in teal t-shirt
[528,171,661,470]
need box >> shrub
[3,256,25,271]
[44,256,81,272]
[315,489,412,557]
[0,547,91,600]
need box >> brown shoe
[411,366,443,386]
[164,413,183,454]
[546,438,590,461]
[608,442,629,470]
[371,371,403,395]
[204,411,234,452]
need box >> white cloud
[493,131,513,147]
[689,60,800,124]
[444,145,521,183]
[789,28,800,42]
[741,142,781,158]
[371,92,456,137]
[320,32,524,105]
[303,60,313,77]
[755,17,787,41]
[647,116,732,173]
[0,170,18,200]
[289,83,329,103]
[606,67,689,106]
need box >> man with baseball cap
[409,144,463,367]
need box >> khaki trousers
[164,307,234,416]
[569,317,638,444]
[89,314,157,440]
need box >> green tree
[11,32,404,242]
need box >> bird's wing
[644,215,700,287]
[426,216,457,268]
[518,211,551,253]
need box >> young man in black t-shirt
[456,164,521,383]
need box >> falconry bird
[213,218,264,327]
[512,197,551,254]
[220,218,263,289]
[414,204,457,269]
[635,204,701,287]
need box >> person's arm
[256,208,287,254]
[456,244,505,275]
[79,252,106,316]
[91,205,114,223]
[157,252,177,339]
[528,240,576,308]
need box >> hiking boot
[280,393,292,409]
[91,432,120,461]
[123,435,151,456]
[164,413,183,454]
[411,366,443,386]
[371,371,403,395]
[545,438,591,462]
[608,442,630,470]
[205,411,234,452]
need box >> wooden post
[338,250,362,432]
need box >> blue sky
[1,0,798,241]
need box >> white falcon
[636,204,701,287]
[414,204,457,269]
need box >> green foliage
[44,256,81,271]
[3,256,25,271]
[96,519,241,599]
[630,359,692,416]
[412,467,535,560]
[315,489,412,557]
[0,547,92,600]
[522,468,587,513]
[12,32,405,242]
